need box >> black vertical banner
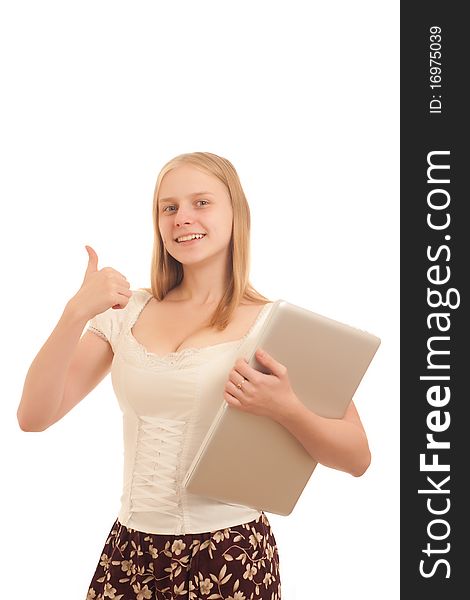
[401,2,467,598]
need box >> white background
[0,1,399,598]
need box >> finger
[229,369,252,392]
[254,349,285,378]
[111,289,133,309]
[117,288,133,298]
[232,358,256,381]
[226,380,247,399]
[101,267,129,282]
[224,389,244,410]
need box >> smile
[175,234,207,245]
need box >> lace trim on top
[87,326,108,342]
[122,293,273,368]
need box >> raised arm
[17,245,132,431]
[17,302,112,431]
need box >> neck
[172,259,231,306]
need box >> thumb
[256,348,282,377]
[256,348,273,364]
[84,245,98,278]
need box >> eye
[162,199,209,213]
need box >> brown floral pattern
[86,512,281,600]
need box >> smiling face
[157,163,234,265]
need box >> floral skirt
[85,512,281,600]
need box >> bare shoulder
[238,299,271,311]
[236,300,272,323]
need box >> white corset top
[130,415,186,518]
[87,290,275,534]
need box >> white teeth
[177,233,205,242]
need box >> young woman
[17,151,370,600]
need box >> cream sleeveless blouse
[86,289,275,535]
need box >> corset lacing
[129,415,187,519]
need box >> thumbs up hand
[69,245,133,321]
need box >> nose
[174,203,195,227]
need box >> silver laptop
[182,299,381,516]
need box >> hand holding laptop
[223,349,304,423]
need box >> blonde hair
[137,151,272,330]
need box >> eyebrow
[159,191,215,204]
